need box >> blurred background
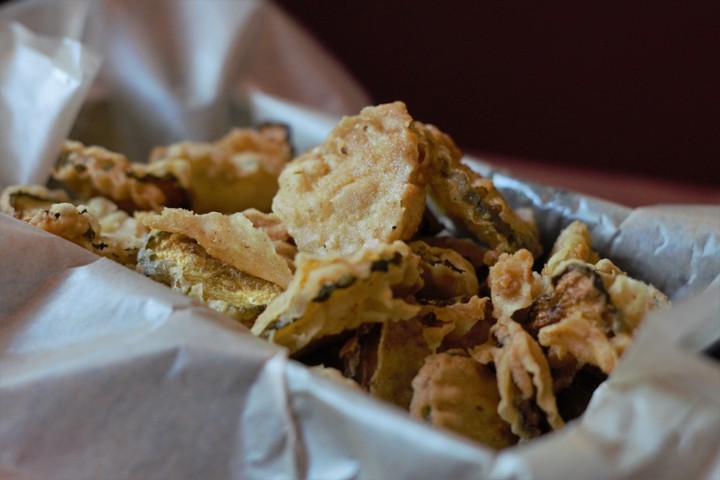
[1,0,717,205]
[275,1,719,201]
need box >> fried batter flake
[149,124,291,213]
[489,249,544,320]
[410,350,517,449]
[242,208,297,270]
[538,312,623,374]
[251,241,423,355]
[141,208,292,288]
[420,123,542,259]
[542,220,599,279]
[417,295,491,352]
[594,258,670,333]
[137,231,283,327]
[272,102,430,255]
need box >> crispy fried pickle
[2,185,148,268]
[137,231,283,327]
[419,123,542,261]
[528,221,670,375]
[410,240,480,300]
[0,184,70,219]
[475,320,564,440]
[149,124,291,213]
[410,350,517,449]
[364,318,433,409]
[141,208,293,288]
[53,140,190,213]
[339,295,491,409]
[251,241,423,355]
[594,258,670,333]
[272,102,430,255]
[25,202,140,267]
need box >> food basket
[1,1,718,479]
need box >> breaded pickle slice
[340,295,491,410]
[475,320,564,440]
[137,231,283,327]
[420,123,542,260]
[53,140,190,213]
[2,184,145,268]
[149,124,291,214]
[0,184,70,219]
[410,350,517,449]
[251,241,423,355]
[410,240,480,300]
[272,102,430,255]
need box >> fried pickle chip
[0,184,70,219]
[417,295,492,352]
[22,202,139,267]
[137,231,283,327]
[594,258,670,333]
[420,236,490,273]
[410,240,479,300]
[251,241,423,355]
[149,124,291,213]
[366,318,433,409]
[527,221,670,375]
[141,208,292,288]
[2,185,147,268]
[477,320,564,440]
[538,312,626,374]
[534,259,669,375]
[420,123,542,260]
[410,350,517,449]
[53,140,190,213]
[339,295,491,409]
[272,102,430,255]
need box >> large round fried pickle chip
[410,350,517,449]
[251,241,423,355]
[272,102,430,255]
[419,123,542,260]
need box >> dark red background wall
[275,1,719,187]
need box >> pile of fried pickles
[2,102,670,449]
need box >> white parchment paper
[1,2,719,479]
